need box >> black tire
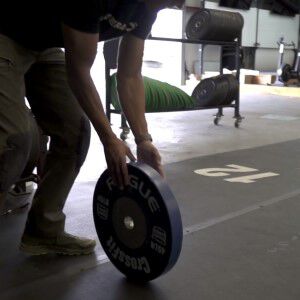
[279,64,292,83]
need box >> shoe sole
[19,243,95,256]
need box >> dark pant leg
[24,48,91,237]
[0,34,36,195]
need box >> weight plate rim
[93,162,183,281]
[127,162,183,276]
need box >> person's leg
[0,192,6,214]
[0,34,36,213]
[21,48,95,255]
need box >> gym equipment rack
[105,35,244,141]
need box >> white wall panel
[257,9,299,48]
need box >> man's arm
[61,24,116,144]
[117,34,150,143]
[117,33,164,176]
[61,24,135,188]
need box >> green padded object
[110,73,196,112]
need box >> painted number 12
[194,164,279,184]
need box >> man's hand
[103,138,136,189]
[137,141,164,178]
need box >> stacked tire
[192,74,239,108]
[186,9,244,41]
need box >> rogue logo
[106,176,161,213]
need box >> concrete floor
[78,84,300,182]
[1,87,300,299]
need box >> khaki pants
[0,34,91,237]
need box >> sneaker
[20,232,96,256]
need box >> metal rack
[105,35,244,140]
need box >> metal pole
[105,66,111,123]
[235,36,241,119]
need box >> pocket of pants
[0,56,13,69]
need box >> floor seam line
[183,188,300,235]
